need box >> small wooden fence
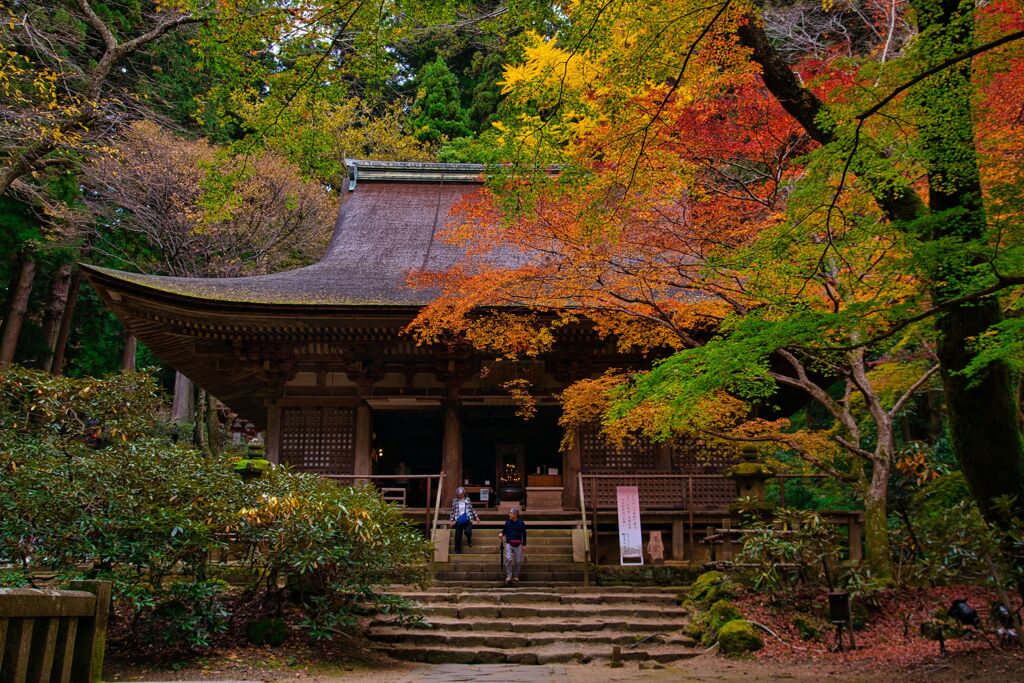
[0,580,111,683]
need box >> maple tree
[409,0,1024,578]
[81,119,337,422]
[83,121,337,279]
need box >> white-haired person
[499,507,527,584]
[449,486,479,554]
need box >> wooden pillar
[672,517,685,561]
[656,443,672,470]
[848,513,864,561]
[354,402,372,481]
[121,334,137,371]
[563,426,581,509]
[265,403,281,464]
[442,405,462,502]
[171,371,194,423]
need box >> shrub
[0,366,431,654]
[890,472,999,585]
[718,619,764,655]
[734,508,842,592]
[246,618,289,646]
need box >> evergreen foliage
[409,57,473,143]
[0,366,430,652]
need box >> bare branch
[889,364,940,417]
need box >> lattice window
[583,476,687,510]
[280,407,355,475]
[580,426,658,471]
[670,435,738,473]
[690,478,737,510]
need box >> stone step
[453,521,582,528]
[368,629,695,649]
[447,526,578,534]
[429,580,582,588]
[411,604,677,619]
[435,562,582,573]
[448,545,574,553]
[388,585,686,595]
[372,617,687,633]
[378,643,701,665]
[447,537,574,547]
[395,591,681,606]
[446,553,575,563]
[434,571,584,582]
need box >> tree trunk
[194,388,211,457]
[909,0,1024,545]
[49,268,80,375]
[207,395,226,456]
[863,456,894,578]
[0,254,37,366]
[40,261,74,370]
[172,371,194,423]
[121,333,137,371]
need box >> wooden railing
[0,580,111,683]
[429,471,446,581]
[577,472,590,586]
[580,473,858,564]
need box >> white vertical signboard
[616,486,644,565]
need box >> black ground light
[828,591,856,651]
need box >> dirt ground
[107,646,1024,682]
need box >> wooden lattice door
[280,407,355,475]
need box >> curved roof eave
[79,264,426,316]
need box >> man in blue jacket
[499,507,527,584]
[449,487,478,554]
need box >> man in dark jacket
[499,507,527,583]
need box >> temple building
[82,160,736,515]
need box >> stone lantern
[723,445,775,503]
[234,440,271,480]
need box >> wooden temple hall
[83,159,863,564]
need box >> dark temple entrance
[461,406,562,503]
[372,409,442,507]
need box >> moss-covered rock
[792,614,824,641]
[687,570,735,608]
[697,599,744,646]
[718,619,764,655]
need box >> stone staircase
[434,526,584,585]
[369,585,699,664]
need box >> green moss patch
[718,619,764,655]
[687,571,736,608]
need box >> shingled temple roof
[82,159,489,307]
[80,160,508,423]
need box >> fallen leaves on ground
[735,583,1024,676]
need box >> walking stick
[499,536,505,580]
